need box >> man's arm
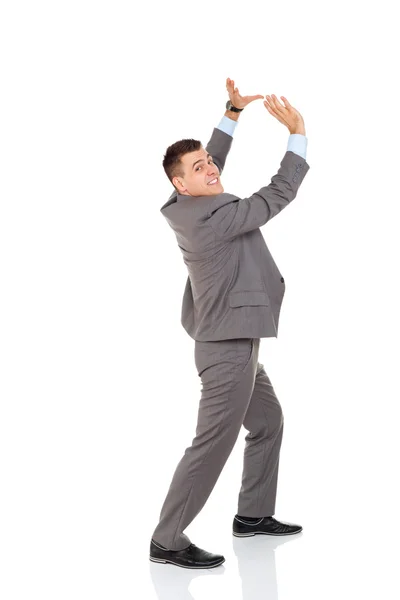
[207,95,309,241]
[205,78,264,175]
[207,143,309,241]
[204,112,239,175]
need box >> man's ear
[173,176,186,193]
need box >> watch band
[226,100,243,113]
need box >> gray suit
[152,127,310,551]
[160,127,310,341]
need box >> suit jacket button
[281,277,285,283]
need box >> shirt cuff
[216,115,238,137]
[287,134,308,160]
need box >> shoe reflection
[149,561,225,600]
[232,532,303,600]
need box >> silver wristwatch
[226,100,243,113]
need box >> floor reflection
[233,532,303,600]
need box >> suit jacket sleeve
[207,150,310,241]
[205,127,234,175]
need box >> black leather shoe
[149,539,225,569]
[233,515,302,537]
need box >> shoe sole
[232,529,302,537]
[149,556,225,569]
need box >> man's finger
[264,101,287,126]
[264,100,277,115]
[265,96,277,111]
[264,99,282,118]
[270,94,287,115]
[280,96,292,108]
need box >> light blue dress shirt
[217,114,307,160]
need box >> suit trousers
[151,337,284,551]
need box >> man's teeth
[208,178,218,185]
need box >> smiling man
[171,146,224,195]
[150,79,310,570]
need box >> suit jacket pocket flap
[229,290,269,308]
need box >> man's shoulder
[160,189,178,212]
[183,192,240,218]
[207,192,239,216]
[160,188,240,218]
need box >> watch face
[226,100,241,112]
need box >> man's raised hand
[264,95,306,135]
[226,78,264,109]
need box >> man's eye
[196,159,213,172]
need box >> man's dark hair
[163,139,202,189]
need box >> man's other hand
[264,95,306,135]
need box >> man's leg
[151,337,259,551]
[236,362,284,518]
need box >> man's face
[172,146,224,196]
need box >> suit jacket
[160,127,310,341]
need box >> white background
[1,1,400,599]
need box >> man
[150,78,310,569]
